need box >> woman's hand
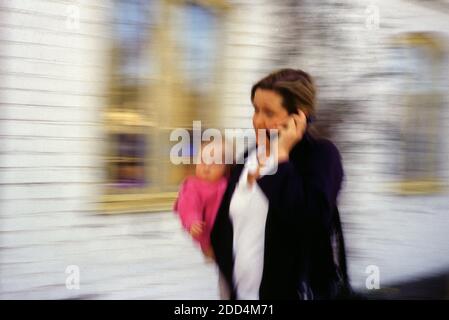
[276,110,307,162]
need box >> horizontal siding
[0,0,221,300]
[0,0,109,298]
[1,137,101,154]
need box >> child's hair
[197,136,233,176]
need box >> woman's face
[252,88,290,144]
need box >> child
[173,139,230,261]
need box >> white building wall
[0,0,110,214]
[219,1,286,130]
[0,0,224,300]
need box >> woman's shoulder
[310,135,342,160]
[302,133,344,204]
[295,132,343,172]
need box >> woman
[211,68,351,300]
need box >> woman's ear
[298,108,308,117]
[297,108,314,124]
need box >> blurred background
[1,0,449,299]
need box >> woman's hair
[250,68,316,118]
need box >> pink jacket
[173,176,228,251]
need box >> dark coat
[210,131,350,300]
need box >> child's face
[195,162,227,182]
